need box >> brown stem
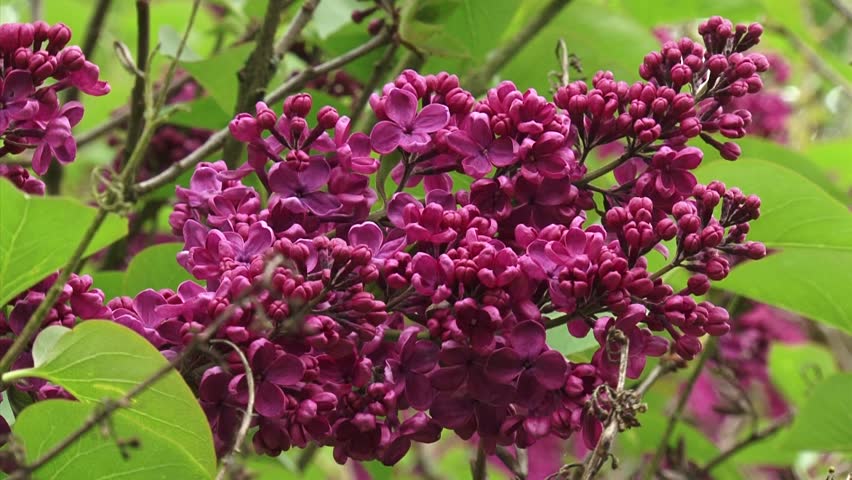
[471,444,488,480]
[642,338,717,480]
[579,333,630,480]
[274,0,320,60]
[66,0,114,104]
[699,416,792,474]
[133,26,394,195]
[349,41,399,128]
[123,0,151,168]
[213,339,255,480]
[222,0,291,165]
[466,0,573,95]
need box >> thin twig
[296,443,319,471]
[767,24,852,98]
[274,0,320,60]
[827,0,852,24]
[466,0,573,95]
[349,41,399,129]
[495,446,526,480]
[65,0,114,103]
[213,340,256,480]
[471,443,488,480]
[222,0,291,165]
[29,0,42,21]
[0,209,108,378]
[579,332,630,480]
[133,26,394,195]
[642,338,717,480]
[76,74,193,148]
[123,0,151,167]
[698,416,792,474]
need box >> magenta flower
[198,366,242,454]
[448,112,516,178]
[228,338,305,418]
[385,330,439,410]
[111,289,168,347]
[0,70,38,132]
[31,102,83,175]
[370,88,449,154]
[591,304,668,382]
[268,158,341,215]
[188,221,274,279]
[454,298,501,352]
[485,321,568,392]
[347,221,405,265]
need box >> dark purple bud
[674,335,702,359]
[719,142,741,160]
[47,23,72,53]
[229,114,261,142]
[745,241,767,259]
[33,21,50,43]
[670,64,692,89]
[317,106,339,129]
[255,102,277,129]
[687,274,711,295]
[284,93,312,118]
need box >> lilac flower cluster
[1,16,773,468]
[0,22,109,185]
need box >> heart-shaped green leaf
[0,181,127,306]
[4,321,216,479]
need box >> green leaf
[12,400,212,479]
[705,138,847,202]
[181,43,254,112]
[168,97,231,130]
[783,373,852,453]
[375,153,399,208]
[0,180,127,306]
[4,321,217,478]
[158,25,202,61]
[545,319,598,359]
[696,159,852,333]
[312,0,361,39]
[30,325,71,364]
[124,243,194,296]
[616,0,764,26]
[501,0,658,92]
[405,0,520,64]
[806,139,852,188]
[89,270,129,301]
[769,343,838,407]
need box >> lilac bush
[0,15,779,470]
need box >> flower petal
[412,104,450,133]
[370,121,403,154]
[265,353,305,386]
[509,321,546,359]
[484,347,524,383]
[385,88,418,126]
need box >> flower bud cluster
[0,22,109,178]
